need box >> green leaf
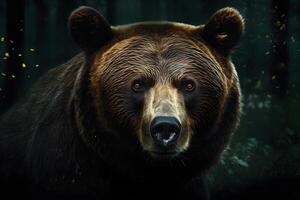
[236,159,249,167]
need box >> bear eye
[132,79,146,93]
[182,79,196,93]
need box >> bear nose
[150,116,181,146]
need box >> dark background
[0,0,299,198]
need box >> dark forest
[0,0,299,199]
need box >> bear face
[69,7,243,169]
[90,28,228,158]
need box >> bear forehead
[95,22,222,75]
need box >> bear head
[69,6,244,177]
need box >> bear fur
[0,6,244,200]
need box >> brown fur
[89,22,237,157]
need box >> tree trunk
[106,0,116,25]
[1,0,25,112]
[270,0,290,98]
[34,0,48,60]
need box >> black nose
[150,116,181,146]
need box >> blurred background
[0,0,299,198]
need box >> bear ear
[200,7,244,56]
[68,6,113,53]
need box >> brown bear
[0,6,244,200]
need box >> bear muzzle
[139,84,191,158]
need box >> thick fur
[0,7,243,200]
